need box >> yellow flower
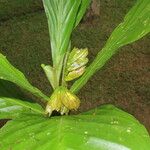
[61,89,80,110]
[45,86,80,116]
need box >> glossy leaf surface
[0,53,48,100]
[71,0,150,93]
[0,105,150,150]
[0,97,44,119]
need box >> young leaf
[43,0,82,86]
[71,0,150,93]
[0,97,44,119]
[75,0,92,27]
[0,53,49,101]
[0,105,150,150]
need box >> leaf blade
[0,53,49,100]
[71,0,150,93]
[0,97,44,119]
[0,105,149,150]
[75,0,91,27]
[43,0,81,64]
[43,0,83,86]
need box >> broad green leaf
[0,80,44,119]
[0,97,44,119]
[71,0,150,93]
[0,53,49,100]
[0,105,150,150]
[0,80,24,98]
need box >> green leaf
[41,64,57,89]
[43,0,90,63]
[71,0,150,93]
[0,53,49,101]
[0,80,44,119]
[43,0,90,86]
[0,80,24,98]
[43,0,82,84]
[0,105,150,149]
[0,97,44,119]
[75,0,92,27]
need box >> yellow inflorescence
[45,86,80,116]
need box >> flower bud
[65,47,88,82]
[65,66,85,81]
[68,58,88,71]
[67,48,88,66]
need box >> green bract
[0,0,150,149]
[65,48,89,81]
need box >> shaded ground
[0,0,42,21]
[0,0,150,132]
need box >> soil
[0,0,150,133]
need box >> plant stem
[61,43,71,87]
[61,52,69,87]
[53,63,62,88]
